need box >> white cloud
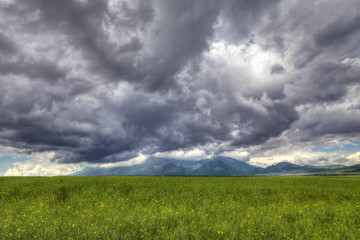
[153,148,210,160]
[221,150,250,162]
[4,159,83,176]
[99,153,147,168]
[3,152,151,176]
[203,41,287,96]
[3,152,84,176]
[346,152,360,165]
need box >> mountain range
[71,156,356,176]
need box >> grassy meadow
[1,176,360,239]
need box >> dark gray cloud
[0,32,17,54]
[315,13,360,47]
[218,0,281,44]
[270,64,285,75]
[0,0,359,164]
[284,62,360,105]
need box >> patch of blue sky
[245,34,255,47]
[312,140,360,153]
[0,151,31,175]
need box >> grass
[0,176,360,239]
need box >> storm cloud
[0,0,359,165]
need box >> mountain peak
[272,162,299,167]
[72,156,259,176]
[211,156,234,160]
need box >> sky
[1,0,360,176]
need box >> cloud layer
[1,0,360,168]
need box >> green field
[1,176,360,239]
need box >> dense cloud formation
[0,0,360,165]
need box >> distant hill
[251,162,345,176]
[312,164,360,176]
[71,156,351,176]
